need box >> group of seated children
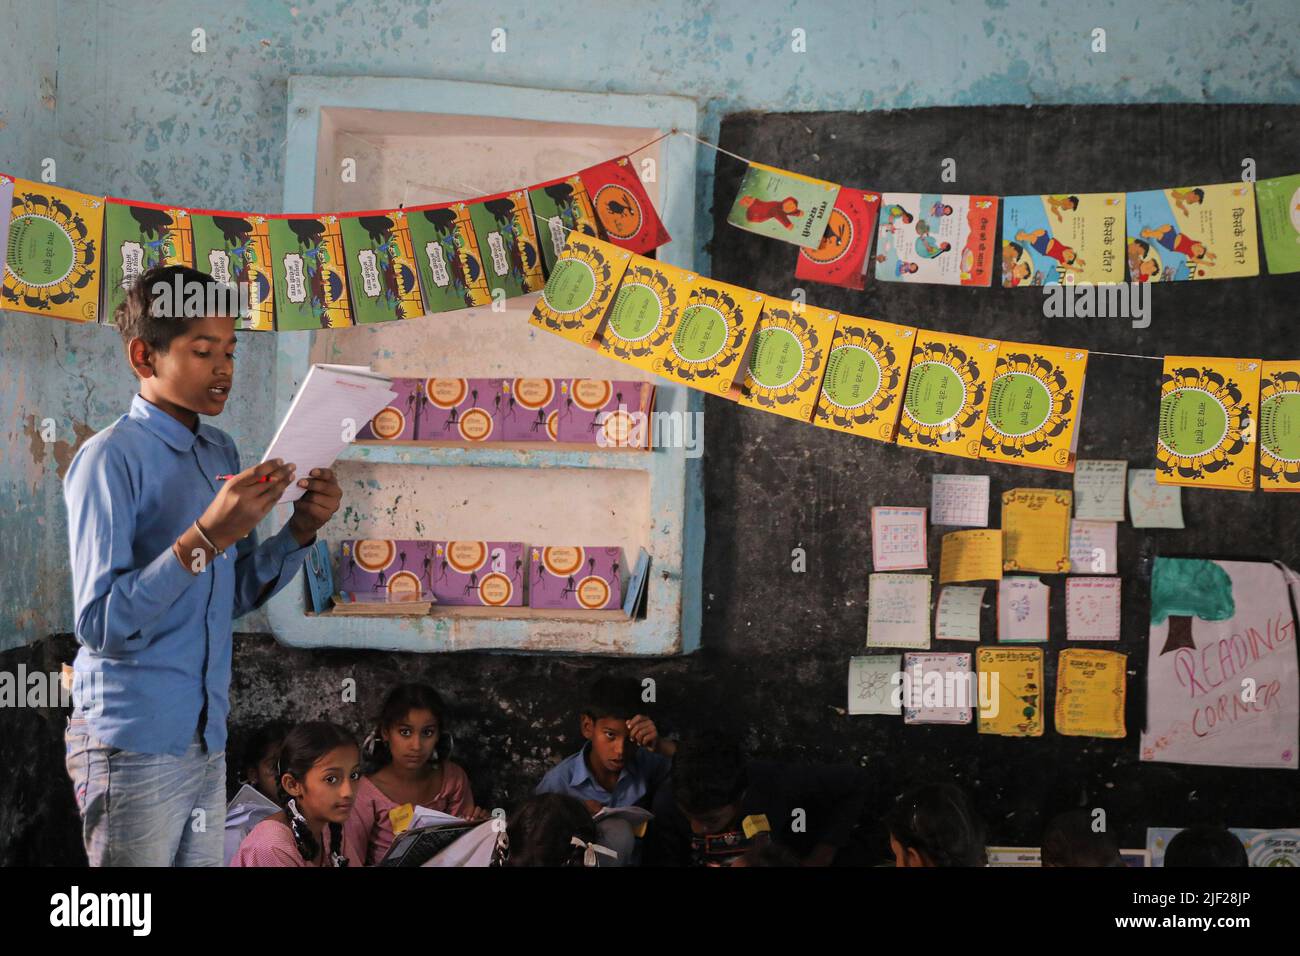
[227,677,1250,868]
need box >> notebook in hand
[261,364,397,504]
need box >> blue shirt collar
[129,394,232,452]
[570,741,632,791]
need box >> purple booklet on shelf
[528,546,624,610]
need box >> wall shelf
[262,75,702,656]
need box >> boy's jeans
[64,717,226,867]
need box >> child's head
[1061,247,1078,264]
[370,682,449,771]
[1065,195,1080,210]
[1163,826,1248,867]
[116,265,240,418]
[277,721,361,826]
[780,197,800,212]
[671,730,748,836]
[579,676,645,777]
[1188,241,1208,260]
[886,783,987,867]
[1041,809,1123,867]
[498,793,599,867]
[239,721,289,800]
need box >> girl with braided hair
[231,722,362,867]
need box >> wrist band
[193,520,225,556]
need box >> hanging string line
[338,126,1180,365]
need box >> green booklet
[727,162,839,249]
[1255,174,1300,275]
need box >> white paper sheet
[935,586,985,641]
[848,655,903,715]
[1065,577,1122,641]
[261,364,397,503]
[998,577,1050,643]
[1069,519,1118,575]
[930,474,990,527]
[867,573,932,649]
[1073,459,1127,521]
[871,506,928,571]
[1128,469,1185,529]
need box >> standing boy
[63,265,341,866]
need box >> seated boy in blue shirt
[535,676,675,864]
[62,265,342,866]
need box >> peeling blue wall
[2,0,1298,649]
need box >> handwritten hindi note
[848,655,902,715]
[935,586,985,641]
[998,577,1050,643]
[931,474,990,527]
[902,652,973,724]
[1073,460,1127,521]
[1002,488,1073,573]
[867,574,932,648]
[1066,577,1122,641]
[871,507,929,571]
[1069,519,1118,575]
[939,530,1003,583]
[1056,648,1127,738]
[1127,469,1184,529]
[1140,559,1298,770]
[977,647,1044,736]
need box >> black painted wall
[4,104,1298,866]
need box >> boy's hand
[287,468,342,546]
[466,806,491,823]
[201,460,296,550]
[582,799,606,816]
[627,715,659,751]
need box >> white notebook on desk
[262,364,397,503]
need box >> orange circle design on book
[542,546,585,577]
[427,378,468,408]
[571,379,613,412]
[477,572,513,606]
[799,208,853,265]
[593,184,643,240]
[446,541,487,575]
[512,378,555,410]
[370,407,406,440]
[458,407,494,441]
[353,539,396,573]
[601,410,634,446]
[546,409,559,442]
[386,571,422,600]
[576,576,610,609]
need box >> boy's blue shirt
[535,741,671,808]
[63,394,311,757]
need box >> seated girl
[886,782,987,867]
[345,683,488,866]
[231,721,362,867]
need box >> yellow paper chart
[939,529,1004,583]
[813,315,917,441]
[977,646,1044,737]
[1055,648,1127,738]
[1260,360,1300,492]
[736,298,837,423]
[1001,488,1072,573]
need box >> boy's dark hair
[671,730,748,816]
[580,676,643,723]
[367,682,451,768]
[276,721,359,865]
[239,720,289,775]
[500,793,598,867]
[1164,826,1248,868]
[886,783,987,867]
[115,264,234,350]
[1041,809,1123,867]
